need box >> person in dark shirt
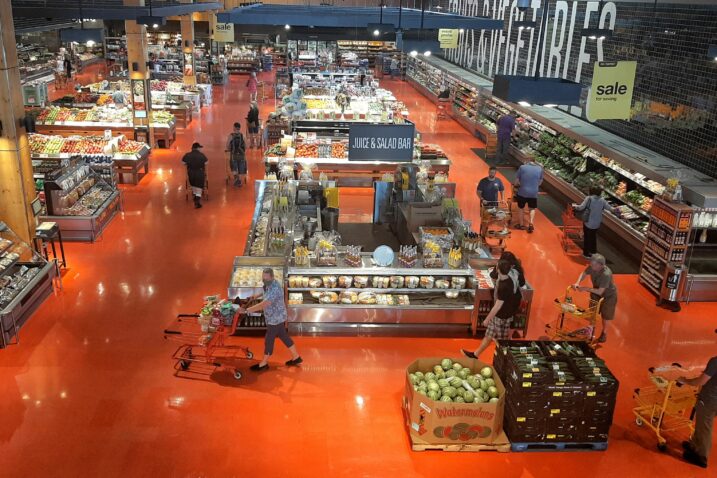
[462,259,522,358]
[679,355,717,468]
[477,166,505,205]
[496,113,516,165]
[182,142,208,208]
[64,55,73,80]
[246,102,260,149]
[438,86,450,99]
[489,251,526,288]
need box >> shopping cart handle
[164,329,181,335]
[177,314,200,318]
[672,362,682,368]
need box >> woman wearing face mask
[240,269,302,371]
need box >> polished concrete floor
[0,65,715,477]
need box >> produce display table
[152,122,176,148]
[36,122,175,149]
[115,155,150,185]
[0,262,55,348]
[153,103,192,128]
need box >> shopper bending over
[573,186,617,259]
[489,251,525,289]
[240,269,302,371]
[679,354,717,468]
[246,102,260,149]
[573,253,618,343]
[462,259,522,359]
[514,158,543,233]
[182,142,207,209]
[225,122,247,187]
[477,166,505,206]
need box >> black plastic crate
[540,341,597,359]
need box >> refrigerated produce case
[0,222,55,348]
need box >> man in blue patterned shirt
[243,269,302,371]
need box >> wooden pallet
[402,399,511,453]
[510,441,608,452]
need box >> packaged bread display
[420,276,435,289]
[389,276,405,288]
[288,293,303,305]
[396,295,410,305]
[372,276,390,288]
[319,291,339,304]
[358,291,377,304]
[405,276,419,288]
[435,279,450,289]
[338,276,353,288]
[339,291,358,304]
[353,276,369,288]
[322,275,338,288]
[451,276,467,289]
[310,290,322,299]
[308,277,323,288]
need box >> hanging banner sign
[439,29,459,49]
[349,123,415,161]
[587,61,637,121]
[214,22,234,43]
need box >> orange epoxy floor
[1,65,715,477]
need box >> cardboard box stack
[494,340,619,444]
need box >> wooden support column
[0,1,36,245]
[124,0,153,145]
[180,15,196,85]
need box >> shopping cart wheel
[657,442,668,452]
[635,417,644,426]
[234,370,242,380]
[246,351,254,359]
[179,360,189,370]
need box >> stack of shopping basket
[494,340,619,451]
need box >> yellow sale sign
[587,61,637,121]
[439,29,459,49]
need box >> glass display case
[0,222,55,348]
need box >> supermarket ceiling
[9,0,222,20]
[217,5,504,31]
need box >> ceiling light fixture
[373,29,380,36]
[409,50,418,57]
[518,101,532,107]
[424,50,431,57]
[285,24,291,30]
[152,23,159,29]
[459,28,465,33]
[514,20,536,30]
[86,40,95,47]
[582,28,613,40]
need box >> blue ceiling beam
[10,2,222,21]
[217,6,503,31]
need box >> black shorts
[516,195,537,209]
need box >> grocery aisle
[0,69,715,477]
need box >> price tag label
[553,392,563,397]
[550,409,561,414]
[547,434,557,440]
[522,373,533,378]
[522,382,532,388]
[516,417,526,422]
[587,391,597,397]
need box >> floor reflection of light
[120,282,130,296]
[168,396,185,408]
[35,400,42,407]
[60,391,67,399]
[355,395,365,409]
[21,394,30,400]
[97,282,105,296]
[147,285,155,297]
[164,205,171,215]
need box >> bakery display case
[38,162,121,242]
[0,222,55,348]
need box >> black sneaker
[597,333,607,343]
[250,363,269,371]
[286,357,303,366]
[683,449,707,468]
[461,349,477,359]
[682,441,694,452]
[527,224,534,233]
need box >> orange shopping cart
[561,206,583,253]
[163,296,257,381]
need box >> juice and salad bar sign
[348,123,415,161]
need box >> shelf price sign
[439,29,459,49]
[348,123,415,162]
[587,61,637,121]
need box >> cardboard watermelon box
[404,357,506,445]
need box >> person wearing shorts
[225,122,247,187]
[573,253,618,343]
[514,158,543,233]
[679,353,717,469]
[462,259,522,359]
[241,269,302,371]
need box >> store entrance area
[1,63,716,476]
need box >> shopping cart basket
[633,363,698,451]
[545,286,603,343]
[561,206,583,253]
[163,297,257,380]
[480,200,512,254]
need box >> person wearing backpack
[225,122,247,187]
[573,186,616,259]
[246,102,260,149]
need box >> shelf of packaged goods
[0,241,13,256]
[39,190,121,242]
[1,262,56,347]
[638,274,662,296]
[287,263,472,277]
[287,288,475,294]
[646,232,673,252]
[640,260,664,278]
[288,303,474,310]
[406,75,439,104]
[650,214,678,232]
[602,189,651,219]
[0,257,20,277]
[644,245,668,264]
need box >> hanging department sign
[214,22,234,43]
[439,29,459,49]
[349,123,415,162]
[586,61,636,121]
